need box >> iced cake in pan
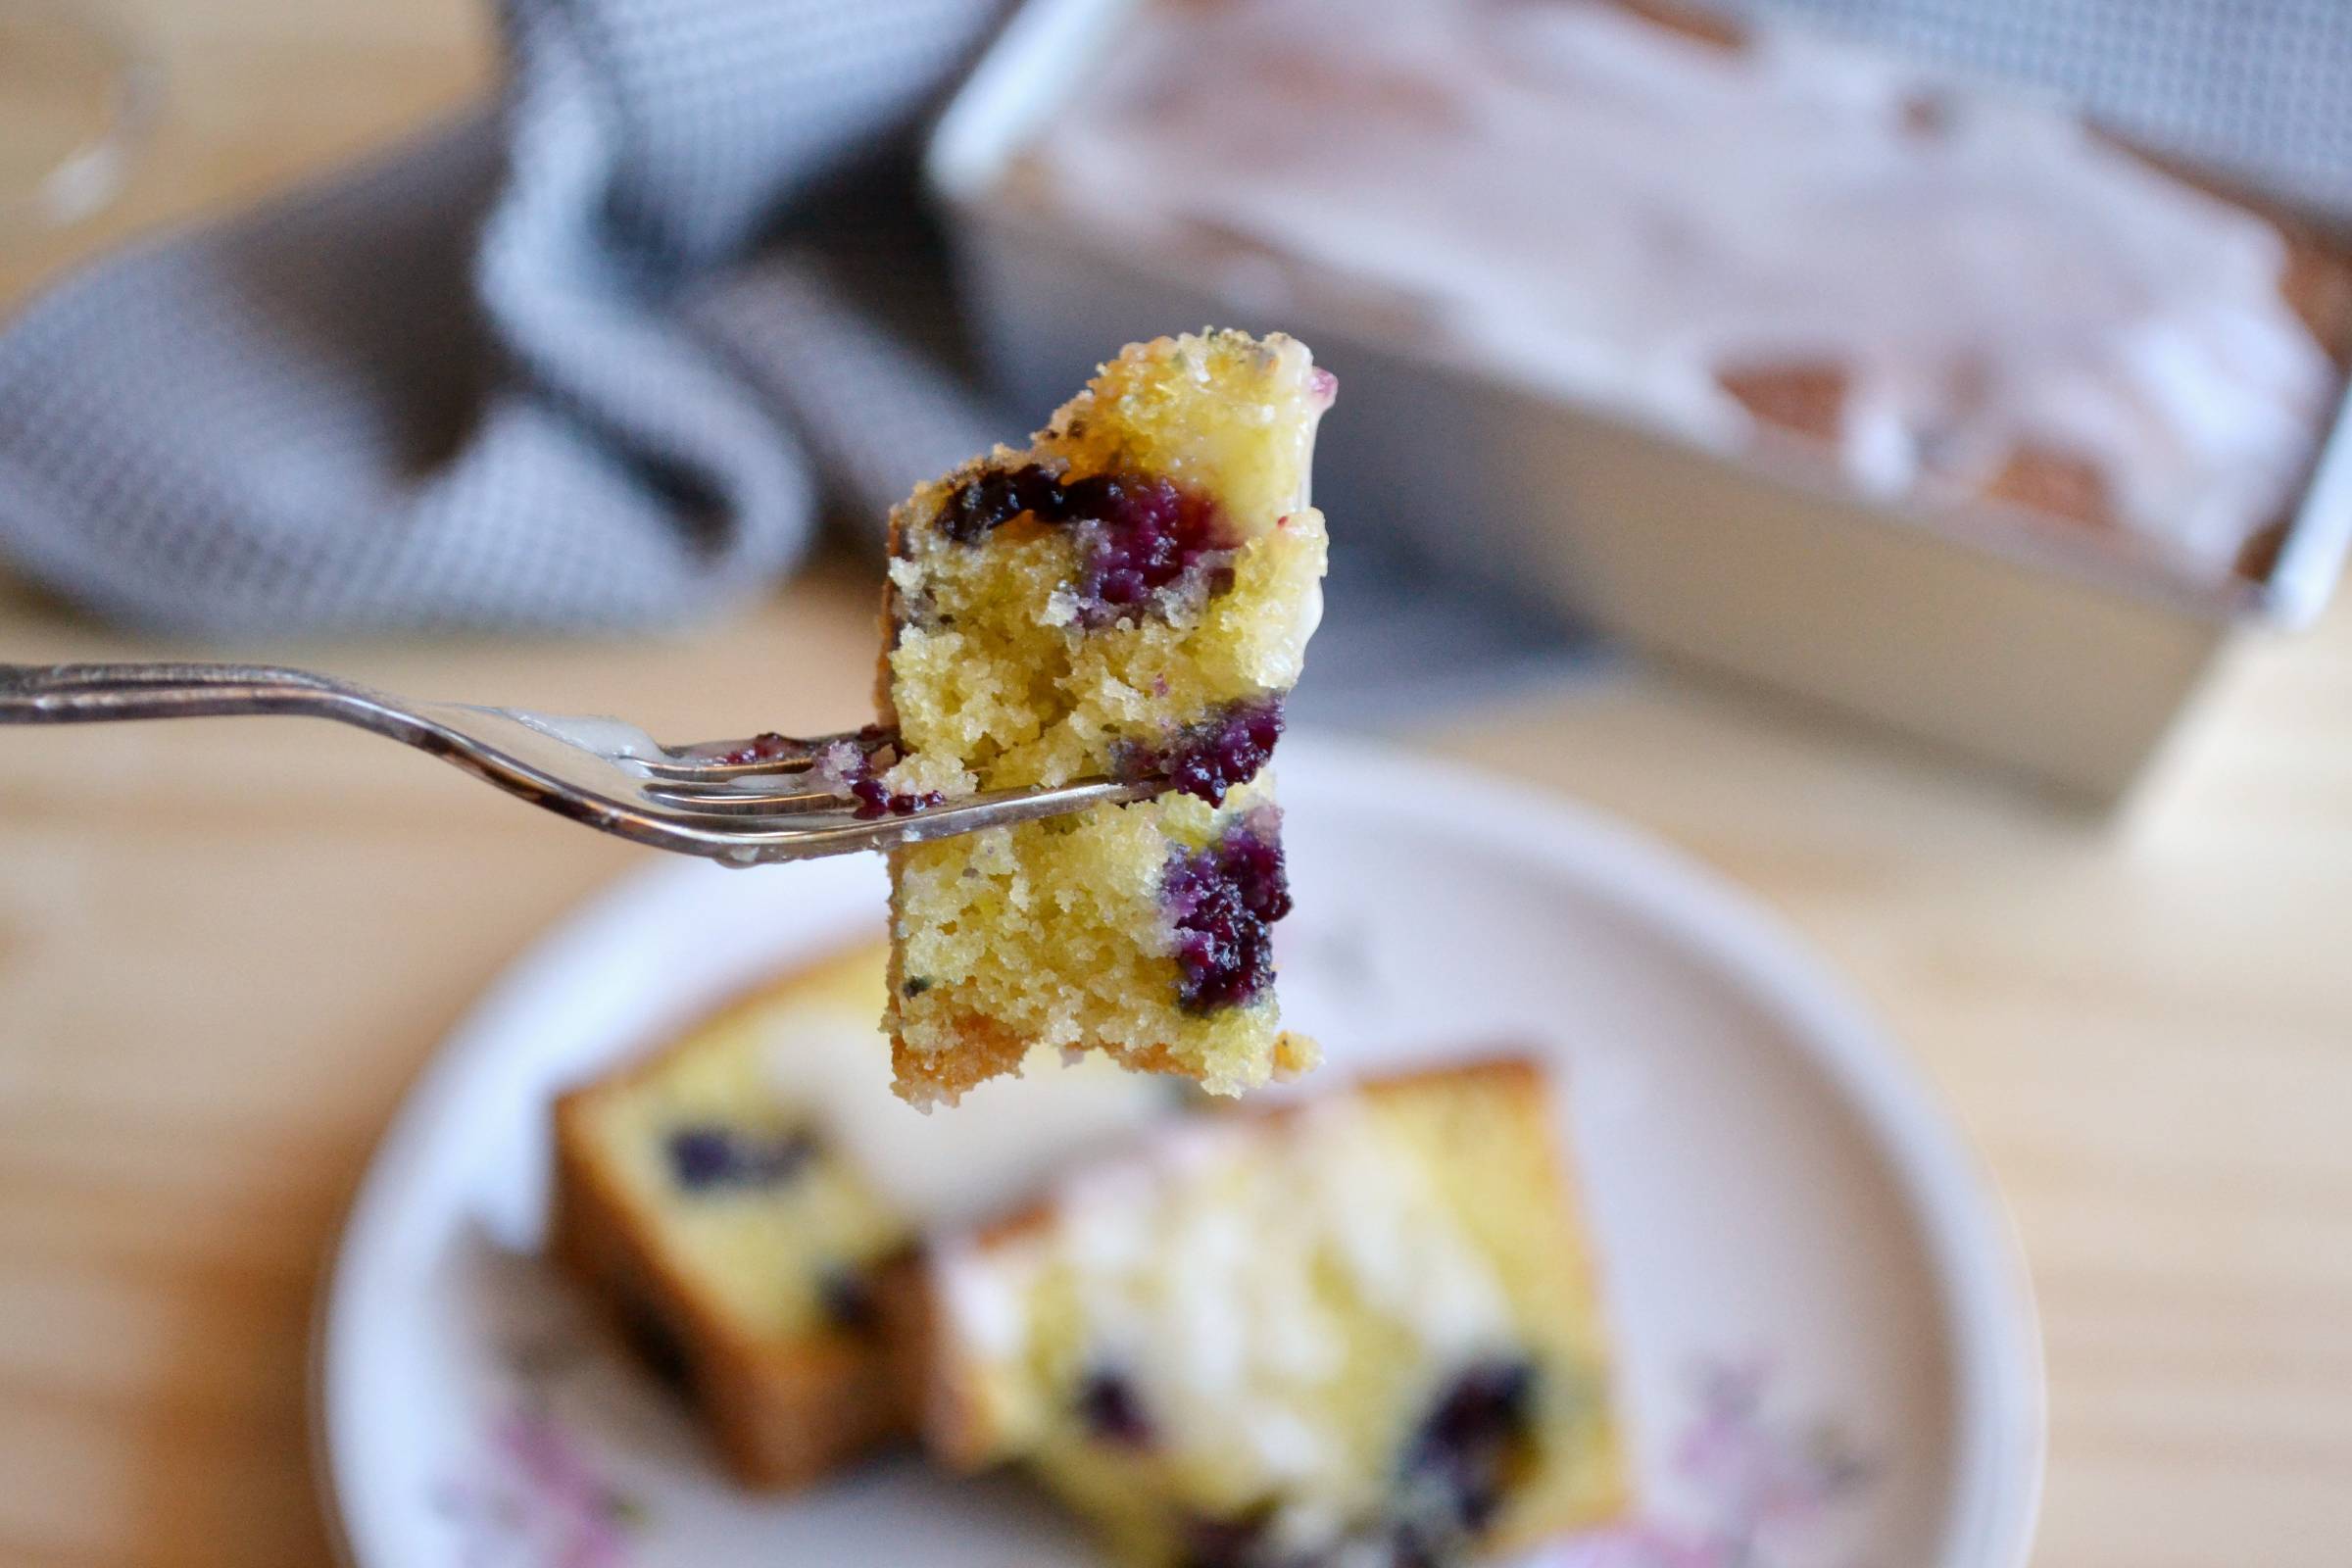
[879,328,1332,1107]
[1010,0,2352,584]
[905,1058,1628,1566]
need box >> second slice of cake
[904,1058,1629,1566]
[879,329,1333,1106]
[552,942,1170,1488]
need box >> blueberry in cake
[878,329,1334,1106]
[903,1058,1629,1565]
[552,942,1168,1487]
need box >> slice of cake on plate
[552,942,1163,1488]
[552,946,912,1487]
[900,1057,1630,1565]
[878,328,1334,1106]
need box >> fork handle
[0,661,367,724]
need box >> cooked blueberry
[664,1126,740,1190]
[935,463,1068,544]
[901,975,934,998]
[1414,1359,1536,1455]
[817,1266,879,1334]
[929,462,1236,624]
[663,1124,819,1191]
[1162,811,1292,1012]
[1397,1357,1540,1541]
[1065,475,1232,626]
[1174,1359,1533,1568]
[1073,1367,1156,1447]
[847,775,947,820]
[700,731,793,766]
[814,736,945,820]
[1119,696,1286,805]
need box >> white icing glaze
[937,1094,1514,1494]
[1020,0,2340,575]
[1291,564,1324,657]
[1280,355,1331,662]
[938,1237,1032,1362]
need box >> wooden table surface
[3,4,2349,1565]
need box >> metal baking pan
[924,0,2352,805]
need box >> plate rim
[313,731,2045,1568]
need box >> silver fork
[0,661,1159,864]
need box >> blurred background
[1,0,2349,1564]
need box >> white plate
[317,734,2043,1568]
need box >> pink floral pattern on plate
[433,1338,645,1568]
[1547,1358,1874,1568]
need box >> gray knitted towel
[0,0,1008,635]
[0,0,2343,637]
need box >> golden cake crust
[885,1009,1032,1108]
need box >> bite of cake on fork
[877,328,1335,1107]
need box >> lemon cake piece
[879,328,1334,1106]
[552,942,1167,1488]
[552,947,916,1487]
[905,1058,1630,1566]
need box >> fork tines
[638,726,897,817]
